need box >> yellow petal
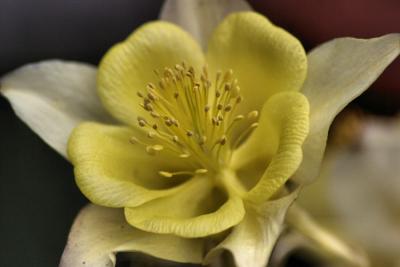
[68,122,192,208]
[98,21,205,126]
[207,12,307,116]
[232,92,309,203]
[125,176,245,238]
[60,204,204,267]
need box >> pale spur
[275,116,400,267]
[1,0,399,267]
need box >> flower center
[130,63,258,176]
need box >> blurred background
[0,0,399,267]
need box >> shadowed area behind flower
[248,0,400,114]
[291,112,400,267]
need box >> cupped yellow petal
[232,92,309,204]
[207,12,307,116]
[68,122,192,208]
[98,21,205,126]
[125,176,245,238]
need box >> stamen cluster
[130,63,258,176]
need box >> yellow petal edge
[207,11,307,115]
[245,92,310,203]
[97,21,205,126]
[125,177,245,238]
[68,122,194,208]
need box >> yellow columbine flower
[68,10,310,262]
[0,1,399,267]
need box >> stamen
[232,122,259,149]
[159,168,208,178]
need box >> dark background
[0,1,164,267]
[0,1,399,267]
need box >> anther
[247,110,259,120]
[159,170,196,178]
[129,136,139,144]
[158,81,165,90]
[233,86,241,96]
[152,144,164,151]
[204,105,210,112]
[175,64,184,71]
[138,119,146,127]
[146,145,164,155]
[147,83,156,90]
[137,92,144,98]
[164,68,174,77]
[150,112,160,118]
[188,66,195,75]
[195,169,208,175]
[186,130,193,137]
[159,171,173,178]
[224,105,232,112]
[147,132,155,138]
[199,135,207,145]
[165,119,173,127]
[250,122,259,128]
[224,69,233,81]
[144,103,153,111]
[217,104,223,110]
[219,136,227,145]
[148,92,157,101]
